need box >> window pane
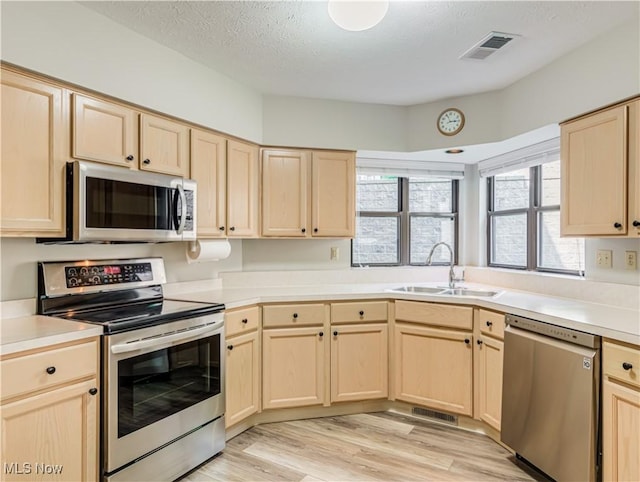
[491,213,527,266]
[541,160,561,206]
[352,216,399,265]
[493,168,530,211]
[538,211,585,271]
[410,216,455,264]
[356,175,399,212]
[409,178,452,212]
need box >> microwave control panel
[65,262,153,288]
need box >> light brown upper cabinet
[312,151,355,237]
[1,69,67,237]
[190,129,227,237]
[227,140,259,237]
[72,93,137,168]
[139,113,189,177]
[561,97,640,236]
[628,100,640,237]
[191,133,259,238]
[261,148,355,238]
[72,94,189,177]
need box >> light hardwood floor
[181,412,542,481]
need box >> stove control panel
[65,262,153,288]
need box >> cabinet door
[331,323,388,403]
[628,100,640,237]
[311,151,355,237]
[261,149,310,237]
[476,336,503,431]
[139,113,189,177]
[561,105,628,235]
[225,331,260,428]
[394,323,473,416]
[227,140,259,237]
[72,93,137,168]
[190,129,227,237]
[262,327,326,409]
[603,379,640,481]
[1,71,66,236]
[0,378,98,482]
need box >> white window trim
[478,137,560,178]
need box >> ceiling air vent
[460,31,520,61]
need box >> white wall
[263,19,639,152]
[0,238,243,301]
[0,1,263,142]
[262,96,407,151]
[242,239,351,272]
[584,238,640,285]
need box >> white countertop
[167,282,640,345]
[0,315,103,356]
[2,281,638,356]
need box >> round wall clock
[437,108,465,136]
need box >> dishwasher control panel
[506,314,600,349]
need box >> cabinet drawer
[604,340,640,389]
[226,306,260,338]
[478,309,505,339]
[1,339,98,401]
[395,300,472,330]
[331,301,388,324]
[262,303,326,328]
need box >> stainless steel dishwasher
[501,314,601,482]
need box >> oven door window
[117,334,221,438]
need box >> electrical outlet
[596,249,613,269]
[330,247,339,261]
[625,251,637,270]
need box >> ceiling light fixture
[328,0,389,32]
[445,149,464,154]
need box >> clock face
[437,108,465,136]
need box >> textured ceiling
[81,1,637,106]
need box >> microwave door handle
[110,322,223,354]
[176,184,187,235]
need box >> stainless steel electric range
[37,257,225,482]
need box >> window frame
[351,177,459,267]
[487,164,583,276]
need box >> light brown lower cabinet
[330,323,388,403]
[262,326,327,409]
[394,322,473,416]
[0,338,99,482]
[603,340,640,481]
[225,330,260,428]
[475,335,504,431]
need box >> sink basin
[389,286,446,294]
[388,286,501,298]
[439,288,500,297]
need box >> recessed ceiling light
[445,149,464,154]
[328,1,389,32]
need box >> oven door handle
[110,322,222,354]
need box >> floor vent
[411,407,458,425]
[460,31,519,60]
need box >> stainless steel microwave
[47,160,197,243]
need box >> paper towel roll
[186,239,231,263]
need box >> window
[352,175,458,266]
[487,160,585,275]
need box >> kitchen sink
[389,286,446,294]
[439,288,501,297]
[388,286,501,298]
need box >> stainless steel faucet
[426,242,462,289]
